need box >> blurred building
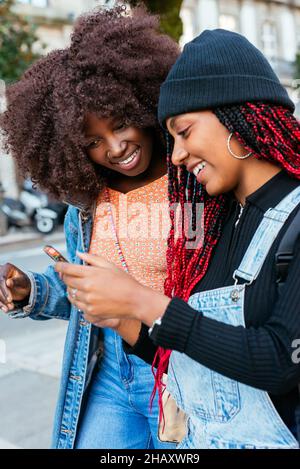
[10,0,300,113]
[14,0,110,52]
[1,0,110,196]
[1,0,300,196]
[180,0,300,111]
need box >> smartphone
[43,245,69,263]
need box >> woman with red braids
[55,30,300,448]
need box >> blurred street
[0,232,68,449]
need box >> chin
[204,177,228,196]
[133,162,151,177]
[204,183,217,196]
[207,187,226,198]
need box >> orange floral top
[89,174,169,294]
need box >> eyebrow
[84,134,101,139]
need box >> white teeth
[192,161,206,176]
[117,149,139,166]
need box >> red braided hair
[151,102,300,426]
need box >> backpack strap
[275,202,300,443]
[275,205,300,294]
[275,204,300,443]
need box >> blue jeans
[75,328,176,449]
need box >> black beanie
[158,29,295,126]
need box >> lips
[111,148,140,166]
[187,161,207,177]
[111,148,141,171]
[192,161,206,177]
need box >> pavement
[0,228,68,449]
[0,226,65,252]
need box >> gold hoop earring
[227,133,252,160]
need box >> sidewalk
[0,240,68,449]
[0,227,65,253]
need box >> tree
[0,0,44,83]
[127,0,184,42]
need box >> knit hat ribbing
[158,29,295,126]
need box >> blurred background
[0,0,299,449]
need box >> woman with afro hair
[55,30,300,448]
[0,5,179,449]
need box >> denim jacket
[9,205,102,449]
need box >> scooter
[0,180,66,235]
[19,180,61,234]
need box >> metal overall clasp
[231,271,252,302]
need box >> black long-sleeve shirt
[125,170,300,431]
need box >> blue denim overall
[167,186,300,449]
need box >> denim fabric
[167,186,300,449]
[75,328,176,449]
[8,205,174,449]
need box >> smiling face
[84,113,153,177]
[166,110,252,197]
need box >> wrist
[133,285,170,327]
[14,295,30,307]
[116,319,142,347]
[17,274,31,301]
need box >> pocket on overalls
[168,353,241,424]
[211,371,241,423]
[185,369,241,423]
